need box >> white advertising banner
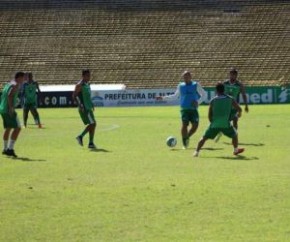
[91,89,179,107]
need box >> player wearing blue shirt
[157,71,206,149]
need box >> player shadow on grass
[8,156,47,162]
[26,124,46,129]
[171,147,224,151]
[202,147,224,151]
[223,142,265,147]
[215,155,259,160]
[89,148,111,153]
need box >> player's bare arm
[232,99,242,117]
[192,100,198,108]
[73,84,84,111]
[36,82,41,93]
[8,86,17,116]
[72,83,81,101]
[35,82,42,104]
[240,83,249,113]
[208,102,213,122]
[20,83,25,102]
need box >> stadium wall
[24,86,290,107]
[1,86,289,108]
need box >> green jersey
[77,81,93,110]
[0,81,19,114]
[23,81,38,104]
[210,94,233,128]
[224,80,242,102]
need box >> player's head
[82,69,91,82]
[182,71,192,83]
[14,71,25,84]
[28,72,33,81]
[229,68,238,81]
[216,82,225,95]
[25,72,33,82]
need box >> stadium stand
[0,0,289,88]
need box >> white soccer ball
[166,136,177,148]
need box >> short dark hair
[182,70,191,76]
[229,68,238,74]
[26,72,33,79]
[82,69,90,76]
[15,71,25,79]
[216,82,225,94]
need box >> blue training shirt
[179,81,200,110]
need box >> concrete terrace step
[0,0,289,89]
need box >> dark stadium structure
[0,0,289,88]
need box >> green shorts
[23,102,37,110]
[203,125,237,139]
[181,109,199,125]
[1,112,21,129]
[79,109,96,125]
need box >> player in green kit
[224,68,249,128]
[73,69,97,149]
[215,68,249,142]
[22,72,42,128]
[0,72,25,157]
[193,82,244,157]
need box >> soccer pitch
[1,105,290,241]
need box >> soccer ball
[166,136,177,148]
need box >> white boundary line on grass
[23,124,120,136]
[98,124,120,132]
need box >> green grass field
[1,105,290,242]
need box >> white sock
[8,140,16,150]
[234,147,238,153]
[4,140,8,150]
